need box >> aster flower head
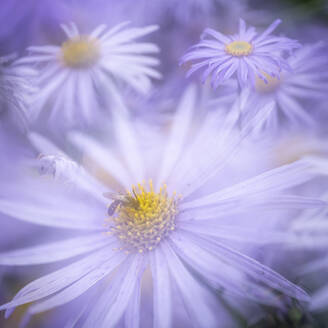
[19,22,161,128]
[0,54,36,131]
[181,19,300,88]
[1,87,326,327]
[251,42,328,127]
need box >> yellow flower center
[105,180,179,253]
[61,37,100,68]
[225,40,253,57]
[255,72,281,93]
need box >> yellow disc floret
[105,180,180,253]
[255,71,281,93]
[225,40,253,57]
[61,36,100,68]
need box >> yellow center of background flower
[225,40,253,57]
[105,180,179,253]
[61,37,100,68]
[255,72,281,93]
[273,136,322,167]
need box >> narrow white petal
[0,247,114,315]
[173,100,273,197]
[90,24,107,38]
[171,233,283,306]
[27,46,60,54]
[111,109,145,183]
[124,277,142,328]
[29,132,66,157]
[68,132,131,189]
[254,19,282,44]
[162,241,217,328]
[187,232,310,302]
[83,255,144,328]
[181,159,321,210]
[156,85,196,189]
[0,234,109,265]
[98,21,131,41]
[102,25,159,46]
[150,247,172,328]
[28,251,126,314]
[0,197,101,230]
[179,220,287,245]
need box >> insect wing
[108,200,121,216]
[103,192,125,201]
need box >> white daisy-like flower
[19,22,161,127]
[0,87,326,327]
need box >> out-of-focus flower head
[18,22,161,129]
[249,42,328,128]
[207,41,328,130]
[0,86,326,327]
[0,54,36,131]
[180,19,300,88]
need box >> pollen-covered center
[255,72,281,93]
[105,180,179,253]
[225,40,253,57]
[61,37,100,68]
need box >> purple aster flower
[0,87,326,327]
[180,19,300,88]
[18,22,161,129]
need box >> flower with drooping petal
[0,54,36,131]
[250,42,328,127]
[0,86,326,327]
[181,19,300,88]
[18,22,161,128]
